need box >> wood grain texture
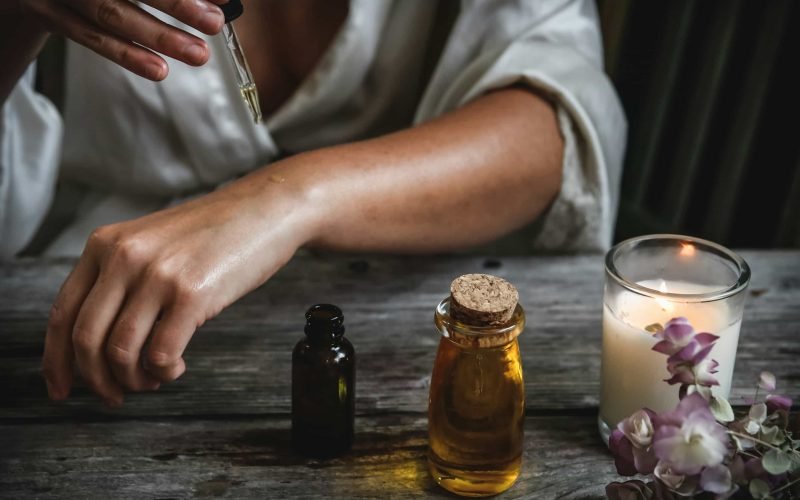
[0,414,617,499]
[1,252,798,419]
[0,252,798,498]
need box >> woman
[0,0,626,407]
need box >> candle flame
[680,243,696,257]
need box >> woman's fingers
[138,0,225,36]
[146,354,187,385]
[39,1,168,80]
[71,271,126,407]
[144,303,199,383]
[68,0,214,67]
[42,258,98,401]
[25,0,225,80]
[43,221,211,403]
[106,291,163,392]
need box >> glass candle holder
[598,234,750,443]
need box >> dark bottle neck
[304,304,345,345]
[304,332,344,349]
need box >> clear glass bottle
[428,296,526,497]
[292,304,355,458]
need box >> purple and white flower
[652,393,729,475]
[652,317,720,389]
[652,317,718,358]
[608,318,798,499]
[653,461,685,490]
[611,409,659,475]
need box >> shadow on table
[228,424,454,497]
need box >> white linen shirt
[0,0,626,257]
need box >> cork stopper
[449,274,519,326]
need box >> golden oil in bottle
[428,274,525,497]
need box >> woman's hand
[42,174,318,406]
[19,0,228,81]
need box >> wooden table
[1,252,798,499]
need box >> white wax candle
[599,280,742,427]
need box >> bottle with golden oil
[428,274,525,497]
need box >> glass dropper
[220,0,262,123]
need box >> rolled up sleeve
[416,0,627,251]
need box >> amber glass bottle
[428,275,526,497]
[292,304,355,458]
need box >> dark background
[599,0,800,248]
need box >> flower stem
[771,475,800,495]
[727,431,800,459]
[727,431,784,452]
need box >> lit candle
[598,236,750,443]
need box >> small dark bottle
[292,304,355,457]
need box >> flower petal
[693,332,719,348]
[688,343,715,365]
[700,464,732,494]
[632,445,658,475]
[758,371,776,392]
[665,370,695,386]
[765,394,792,413]
[749,403,767,424]
[609,429,638,476]
[605,480,653,500]
[668,341,701,364]
[677,392,711,415]
[744,419,761,435]
[652,395,728,475]
[693,361,720,387]
[654,461,685,490]
[665,317,691,328]
[663,322,695,345]
[653,393,706,427]
[652,340,677,355]
[620,409,655,448]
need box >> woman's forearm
[40,86,564,405]
[0,5,48,104]
[262,87,564,253]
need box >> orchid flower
[652,393,729,475]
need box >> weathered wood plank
[1,252,798,418]
[0,414,618,499]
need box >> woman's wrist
[222,151,330,254]
[274,152,332,249]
